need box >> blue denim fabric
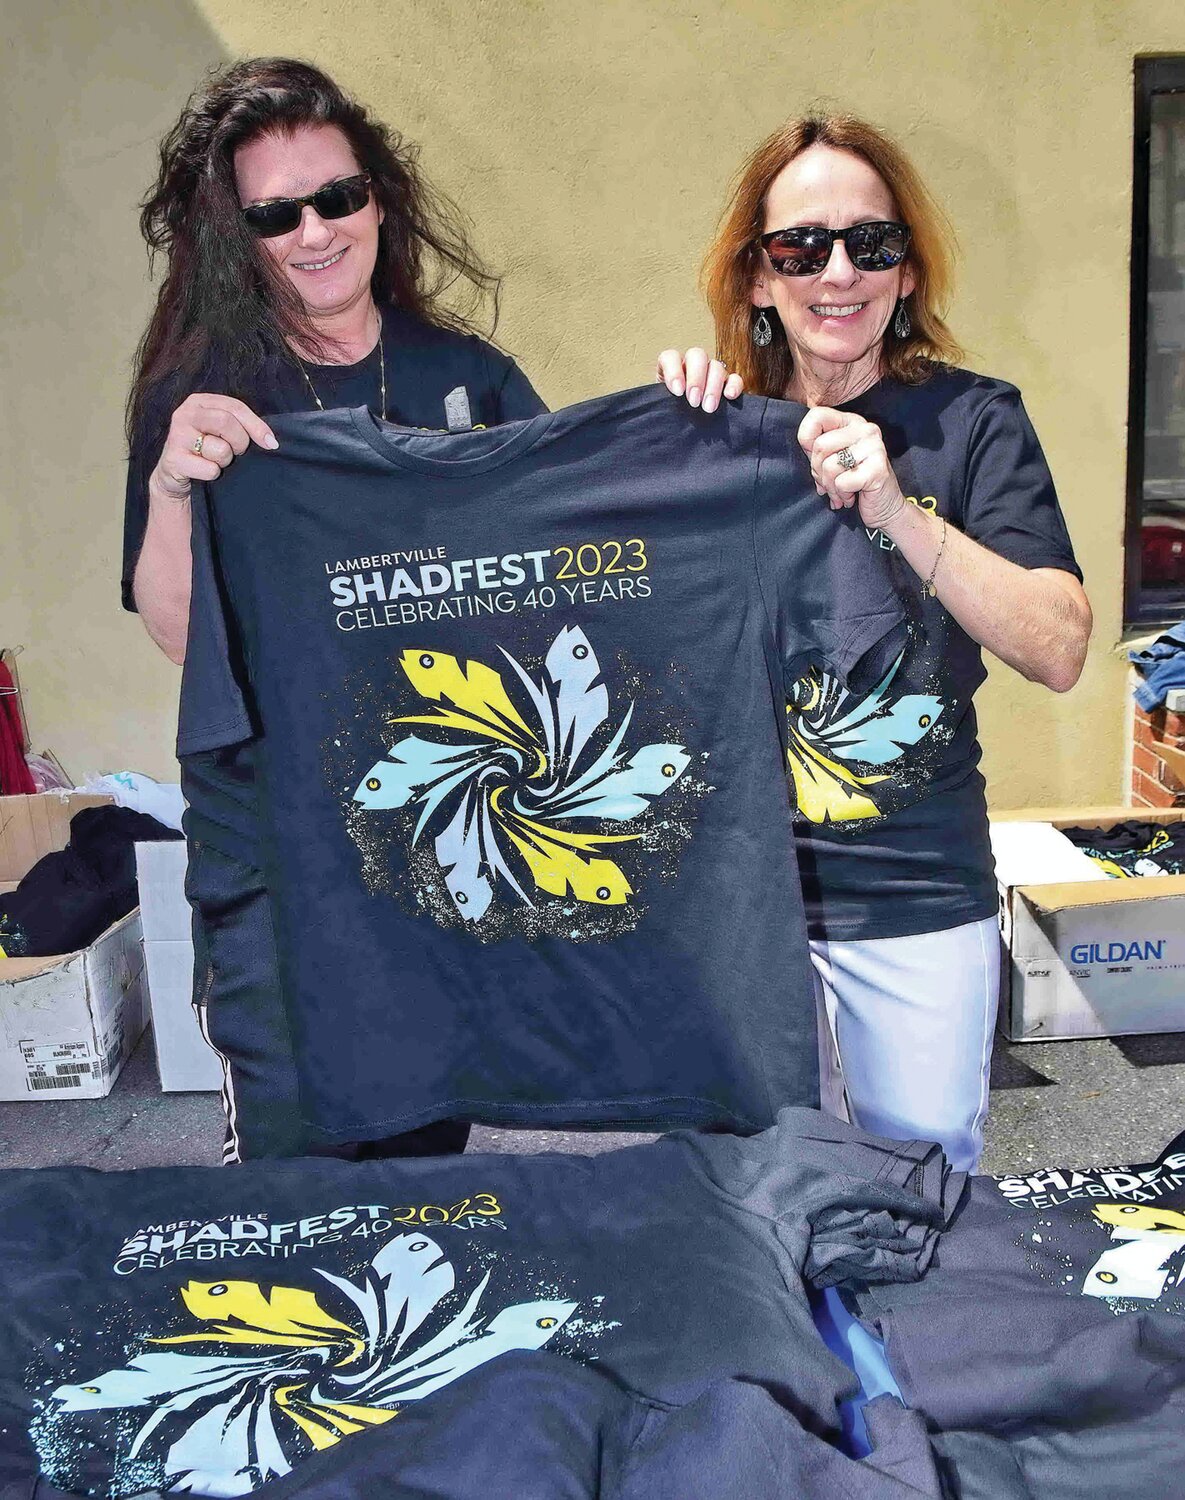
[1130,622,1185,711]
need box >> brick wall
[1132,703,1185,807]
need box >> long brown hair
[703,113,963,396]
[128,58,501,452]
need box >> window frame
[1125,56,1185,628]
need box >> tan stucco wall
[4,0,1182,805]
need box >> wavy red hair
[703,113,963,395]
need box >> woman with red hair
[661,114,1092,1169]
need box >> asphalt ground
[0,1025,1181,1173]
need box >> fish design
[43,1233,581,1497]
[786,650,944,824]
[1083,1201,1185,1300]
[353,627,691,920]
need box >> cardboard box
[0,791,113,886]
[0,793,148,1099]
[994,805,1185,1042]
[135,840,222,1092]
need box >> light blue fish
[544,626,609,771]
[355,1296,579,1407]
[433,790,495,922]
[314,1232,454,1377]
[352,738,490,810]
[541,743,690,821]
[52,1351,313,1416]
[160,1383,289,1496]
[806,655,944,767]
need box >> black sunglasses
[758,220,911,277]
[240,172,372,239]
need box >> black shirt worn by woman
[789,366,1082,943]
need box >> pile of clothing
[1062,818,1185,878]
[0,1112,1181,1498]
[0,805,180,958]
[1129,621,1185,712]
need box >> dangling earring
[752,309,773,348]
[894,298,911,339]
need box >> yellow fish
[153,1280,364,1362]
[1093,1202,1185,1234]
[788,730,886,824]
[395,649,546,776]
[494,788,636,904]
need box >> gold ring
[192,434,205,456]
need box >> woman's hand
[151,394,278,500]
[798,407,905,531]
[656,348,743,412]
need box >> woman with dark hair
[123,58,554,1161]
[660,114,1092,1170]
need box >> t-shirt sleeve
[751,400,906,689]
[176,480,256,757]
[962,388,1083,580]
[494,357,548,422]
[690,1108,965,1290]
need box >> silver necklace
[297,309,387,420]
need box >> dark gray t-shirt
[201,385,906,1142]
[791,367,1082,942]
[856,1130,1185,1497]
[7,1373,942,1500]
[0,1110,960,1499]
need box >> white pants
[810,916,1001,1172]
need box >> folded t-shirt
[1062,818,1185,877]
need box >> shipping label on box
[20,1040,96,1095]
[0,911,148,1100]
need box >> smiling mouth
[292,247,348,272]
[809,302,868,319]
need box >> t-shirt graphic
[351,624,700,940]
[786,637,946,824]
[202,385,905,1141]
[2,1111,959,1498]
[992,1135,1185,1308]
[38,1226,588,1495]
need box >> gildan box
[134,840,222,1092]
[994,805,1185,1042]
[0,793,148,1099]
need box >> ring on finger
[192,434,205,456]
[836,446,858,472]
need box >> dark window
[1126,58,1185,626]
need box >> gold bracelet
[922,514,947,598]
